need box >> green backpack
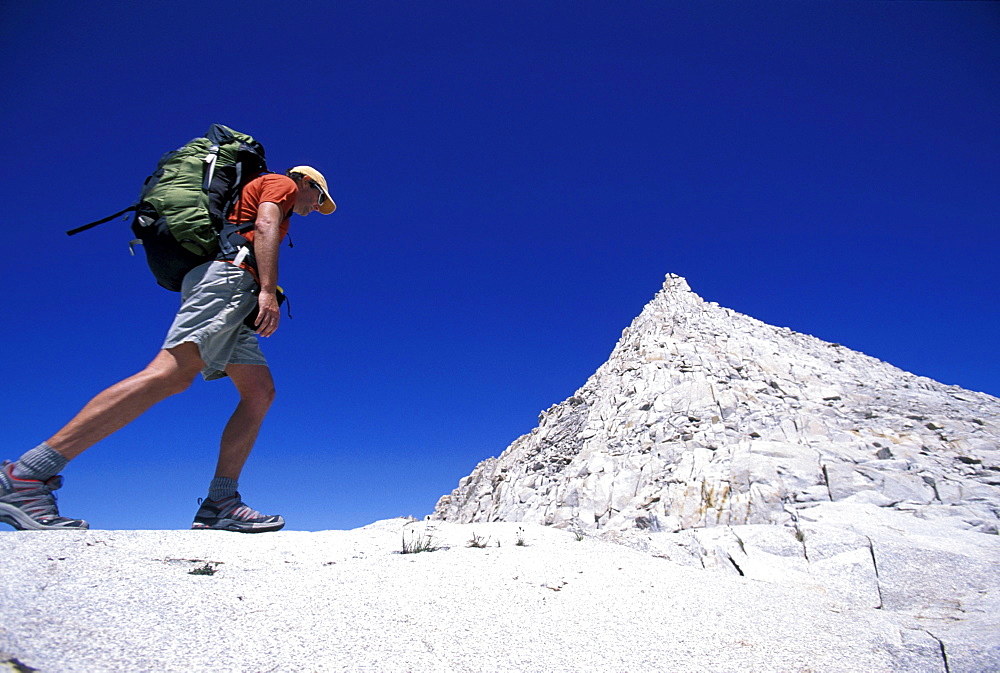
[68,124,268,291]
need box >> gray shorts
[162,261,267,381]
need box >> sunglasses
[309,180,326,207]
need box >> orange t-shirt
[228,173,297,243]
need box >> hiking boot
[191,492,284,533]
[0,461,89,530]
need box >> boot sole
[191,519,285,533]
[0,503,89,530]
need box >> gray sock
[208,477,238,501]
[13,443,69,481]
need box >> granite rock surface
[2,519,995,672]
[433,274,1000,534]
[432,273,1000,670]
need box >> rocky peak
[432,273,1000,534]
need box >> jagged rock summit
[433,274,1000,534]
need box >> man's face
[292,179,325,216]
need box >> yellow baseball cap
[289,165,337,215]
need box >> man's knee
[235,383,274,423]
[234,374,276,414]
[250,381,276,409]
[146,366,198,397]
[143,345,203,396]
[228,364,276,411]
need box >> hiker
[0,166,336,533]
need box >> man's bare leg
[215,363,276,480]
[191,364,285,533]
[190,362,283,533]
[47,343,206,459]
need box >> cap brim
[290,165,336,215]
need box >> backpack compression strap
[66,205,137,236]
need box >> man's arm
[252,201,282,337]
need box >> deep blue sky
[1,2,997,531]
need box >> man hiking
[0,165,336,533]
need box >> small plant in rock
[467,532,491,548]
[2,656,40,673]
[515,527,528,547]
[574,531,585,542]
[401,530,439,554]
[188,562,219,576]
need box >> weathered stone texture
[432,274,1000,535]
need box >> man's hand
[254,289,281,337]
